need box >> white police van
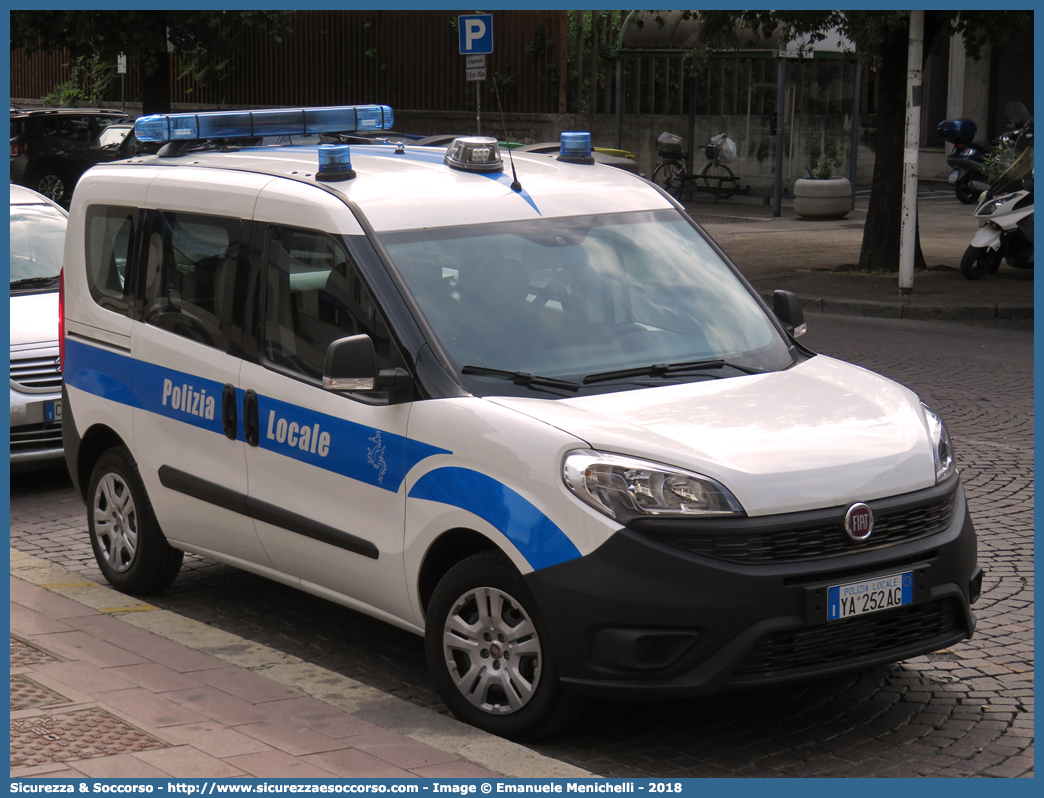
[61,105,981,740]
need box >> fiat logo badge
[845,503,874,541]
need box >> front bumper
[526,476,979,699]
[11,386,63,468]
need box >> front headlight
[563,450,744,523]
[921,403,956,482]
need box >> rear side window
[144,212,241,351]
[262,225,396,382]
[84,205,137,315]
[40,116,95,143]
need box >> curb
[757,290,1033,327]
[10,548,591,779]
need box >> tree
[11,11,293,116]
[689,10,1031,273]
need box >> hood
[488,356,939,516]
[10,291,59,347]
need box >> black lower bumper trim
[525,484,978,699]
[729,597,963,684]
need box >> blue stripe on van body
[64,337,144,413]
[63,337,449,492]
[408,467,581,570]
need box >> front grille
[638,490,957,564]
[730,600,963,681]
[11,354,62,391]
[11,422,63,453]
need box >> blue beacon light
[557,131,595,164]
[317,145,356,182]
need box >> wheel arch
[76,424,130,502]
[417,527,502,617]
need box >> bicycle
[651,132,738,202]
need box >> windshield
[381,210,793,394]
[10,204,68,290]
[990,119,1033,197]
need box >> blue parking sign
[458,14,493,55]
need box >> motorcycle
[961,118,1033,280]
[939,102,1032,205]
[938,117,990,204]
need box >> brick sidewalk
[10,552,589,779]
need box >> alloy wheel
[441,586,543,715]
[92,473,139,573]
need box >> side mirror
[322,334,413,393]
[773,290,807,338]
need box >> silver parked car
[10,184,67,468]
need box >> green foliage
[13,10,293,112]
[42,53,115,107]
[983,139,1016,186]
[810,142,842,179]
[12,11,292,78]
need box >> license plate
[828,571,912,621]
[948,170,959,184]
[45,400,62,422]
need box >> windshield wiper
[583,359,761,385]
[461,365,581,392]
[11,276,60,291]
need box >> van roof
[92,143,673,233]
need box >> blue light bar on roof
[134,105,395,144]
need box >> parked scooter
[938,117,990,204]
[961,118,1033,280]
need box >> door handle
[243,389,260,447]
[221,383,238,440]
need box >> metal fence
[10,11,876,118]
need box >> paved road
[10,314,1033,777]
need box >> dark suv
[10,108,128,205]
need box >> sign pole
[117,53,127,112]
[459,14,493,137]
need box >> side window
[40,116,94,144]
[262,225,396,382]
[84,205,137,316]
[143,212,241,351]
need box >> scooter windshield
[990,120,1033,197]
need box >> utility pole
[899,11,923,294]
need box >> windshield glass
[990,120,1033,196]
[10,204,68,289]
[381,210,793,393]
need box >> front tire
[87,447,183,594]
[32,170,70,205]
[425,551,583,740]
[960,245,1003,280]
[699,162,736,200]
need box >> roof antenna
[491,76,522,192]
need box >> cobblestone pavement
[10,315,1033,778]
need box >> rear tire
[425,551,583,741]
[954,174,980,205]
[960,245,1002,280]
[87,446,183,594]
[651,160,685,196]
